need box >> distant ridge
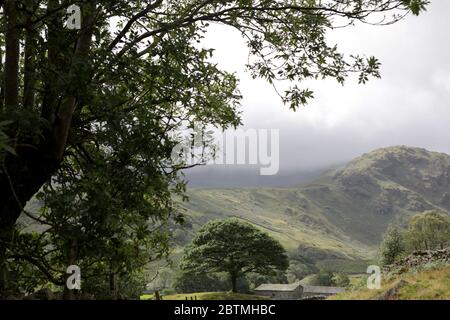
[180,146,450,262]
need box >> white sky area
[200,1,450,171]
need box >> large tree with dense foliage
[314,268,336,286]
[0,0,428,296]
[180,218,289,292]
[405,210,450,251]
[5,118,184,298]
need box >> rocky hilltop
[333,146,450,214]
[301,146,450,244]
[181,146,450,263]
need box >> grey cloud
[195,1,450,182]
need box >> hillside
[332,248,450,300]
[21,146,450,272]
[332,266,450,300]
[178,146,450,266]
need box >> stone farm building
[254,282,345,300]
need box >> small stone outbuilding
[254,282,304,300]
[301,285,345,298]
[254,282,345,300]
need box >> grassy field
[141,267,450,300]
[141,292,269,300]
[330,266,450,300]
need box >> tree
[380,225,406,266]
[6,152,177,299]
[315,268,336,286]
[287,254,318,282]
[334,273,350,287]
[173,272,228,294]
[405,210,450,251]
[180,218,289,292]
[0,0,428,296]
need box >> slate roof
[302,285,345,294]
[254,282,302,292]
[254,282,345,294]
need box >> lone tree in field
[0,0,428,296]
[181,219,289,293]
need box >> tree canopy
[380,225,406,265]
[180,218,289,292]
[380,211,450,268]
[405,210,450,251]
[0,0,428,298]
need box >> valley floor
[141,292,269,300]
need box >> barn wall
[255,287,303,300]
[302,292,333,298]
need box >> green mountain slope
[179,146,450,264]
[20,146,450,272]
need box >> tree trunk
[109,270,117,299]
[0,0,97,297]
[0,149,57,297]
[1,2,54,298]
[63,238,78,300]
[50,1,96,160]
[230,272,238,293]
[3,0,20,110]
[0,31,4,110]
[23,0,37,110]
[41,0,62,123]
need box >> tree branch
[108,0,164,51]
[3,0,20,110]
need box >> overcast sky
[199,1,450,171]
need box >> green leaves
[401,0,429,15]
[0,0,429,297]
[283,87,314,111]
[380,210,450,266]
[380,225,406,265]
[405,210,450,251]
[180,218,289,291]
